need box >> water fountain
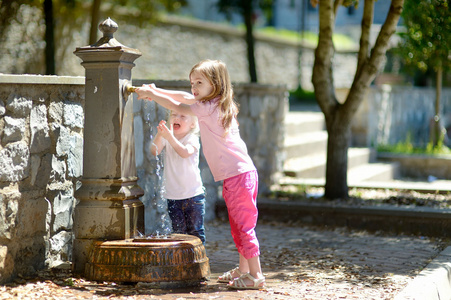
[72,18,210,287]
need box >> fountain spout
[122,81,138,101]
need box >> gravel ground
[1,215,448,300]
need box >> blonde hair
[189,59,238,131]
[168,110,199,135]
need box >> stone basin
[85,234,210,288]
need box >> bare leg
[247,255,264,280]
[238,253,250,273]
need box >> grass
[377,134,451,156]
[288,86,317,105]
[256,27,358,51]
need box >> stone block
[50,155,67,183]
[30,104,51,153]
[49,231,72,264]
[16,197,49,238]
[63,101,84,129]
[0,245,14,284]
[0,141,29,182]
[249,95,264,118]
[29,154,41,186]
[6,95,32,117]
[133,95,142,114]
[0,192,19,240]
[55,124,70,157]
[33,153,52,188]
[142,100,157,123]
[67,133,83,178]
[237,94,249,116]
[0,100,5,116]
[52,192,75,232]
[2,116,25,143]
[48,101,63,124]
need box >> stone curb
[395,246,451,300]
[216,198,451,237]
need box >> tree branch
[312,0,337,119]
[345,0,404,114]
[334,0,343,16]
[355,0,373,78]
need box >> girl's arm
[157,121,195,158]
[136,85,194,116]
[152,85,197,105]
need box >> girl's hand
[156,120,173,140]
[135,85,154,100]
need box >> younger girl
[136,59,265,290]
[150,111,206,244]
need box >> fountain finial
[99,17,118,38]
[90,17,125,48]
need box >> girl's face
[169,112,196,139]
[190,71,214,101]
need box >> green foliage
[64,278,75,286]
[100,0,187,27]
[289,86,316,103]
[256,27,357,51]
[377,133,451,156]
[269,184,307,200]
[397,0,451,74]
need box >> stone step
[284,131,328,159]
[284,111,325,136]
[347,162,400,183]
[283,148,376,178]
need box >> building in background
[179,0,393,41]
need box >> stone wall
[0,6,357,91]
[0,75,287,282]
[0,75,85,283]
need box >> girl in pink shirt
[136,59,265,290]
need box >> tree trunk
[324,113,351,199]
[312,0,404,200]
[433,63,443,146]
[243,2,257,83]
[89,0,102,45]
[44,0,55,75]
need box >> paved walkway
[2,219,447,299]
[204,219,446,299]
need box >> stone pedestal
[72,18,144,274]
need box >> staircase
[281,108,400,186]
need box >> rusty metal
[85,234,210,287]
[122,81,137,102]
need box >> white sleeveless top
[162,132,204,200]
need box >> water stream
[140,99,172,237]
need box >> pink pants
[222,170,260,259]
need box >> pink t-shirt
[191,98,256,182]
